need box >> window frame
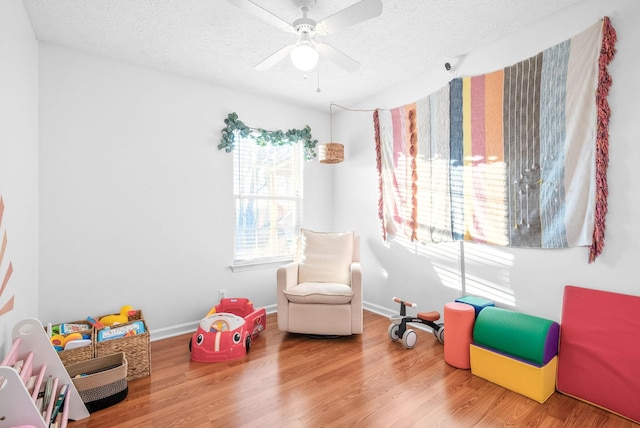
[231,133,304,271]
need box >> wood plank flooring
[67,311,636,427]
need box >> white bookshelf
[0,318,89,428]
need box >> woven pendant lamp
[318,143,344,164]
[318,103,344,164]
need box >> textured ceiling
[22,0,583,111]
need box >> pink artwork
[0,196,15,316]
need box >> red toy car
[190,298,266,362]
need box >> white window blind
[233,135,303,267]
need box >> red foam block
[557,285,640,423]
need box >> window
[232,134,303,269]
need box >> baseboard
[364,301,438,334]
[149,303,278,342]
[148,302,438,341]
[264,304,277,315]
[149,320,199,342]
[363,301,396,317]
[148,302,433,341]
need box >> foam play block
[473,306,559,365]
[557,285,640,424]
[443,302,475,369]
[454,295,494,317]
[470,344,558,403]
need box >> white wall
[333,0,640,323]
[19,0,640,342]
[37,45,333,338]
[0,0,39,353]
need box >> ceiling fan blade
[316,0,383,35]
[228,0,293,31]
[255,44,294,71]
[316,43,360,72]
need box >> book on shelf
[41,375,54,416]
[26,374,38,395]
[49,383,69,425]
[50,408,65,428]
[12,359,24,374]
[36,379,47,412]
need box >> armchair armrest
[277,262,299,331]
[350,262,363,334]
[277,262,299,292]
[350,262,362,298]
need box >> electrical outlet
[218,289,227,300]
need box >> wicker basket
[126,309,144,322]
[65,352,128,412]
[94,319,150,381]
[53,320,95,366]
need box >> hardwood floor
[68,311,636,427]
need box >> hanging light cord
[329,102,381,141]
[330,103,333,142]
[330,103,379,113]
[320,103,380,164]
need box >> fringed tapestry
[374,17,616,262]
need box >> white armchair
[277,229,363,336]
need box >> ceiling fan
[228,0,383,72]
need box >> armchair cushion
[283,282,353,305]
[298,229,354,285]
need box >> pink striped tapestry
[374,18,616,262]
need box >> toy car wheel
[402,329,417,349]
[245,335,252,353]
[188,337,192,351]
[388,323,400,341]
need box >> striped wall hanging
[374,17,616,262]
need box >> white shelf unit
[0,318,90,428]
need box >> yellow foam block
[470,344,557,403]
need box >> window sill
[231,259,293,272]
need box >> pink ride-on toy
[388,297,444,349]
[189,297,266,362]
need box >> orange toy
[50,332,83,348]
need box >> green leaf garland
[218,112,318,161]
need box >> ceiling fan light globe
[291,44,318,71]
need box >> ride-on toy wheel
[388,323,400,341]
[433,323,445,344]
[402,329,418,349]
[245,335,251,353]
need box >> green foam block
[473,306,555,365]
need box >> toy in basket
[388,297,445,349]
[189,298,266,362]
